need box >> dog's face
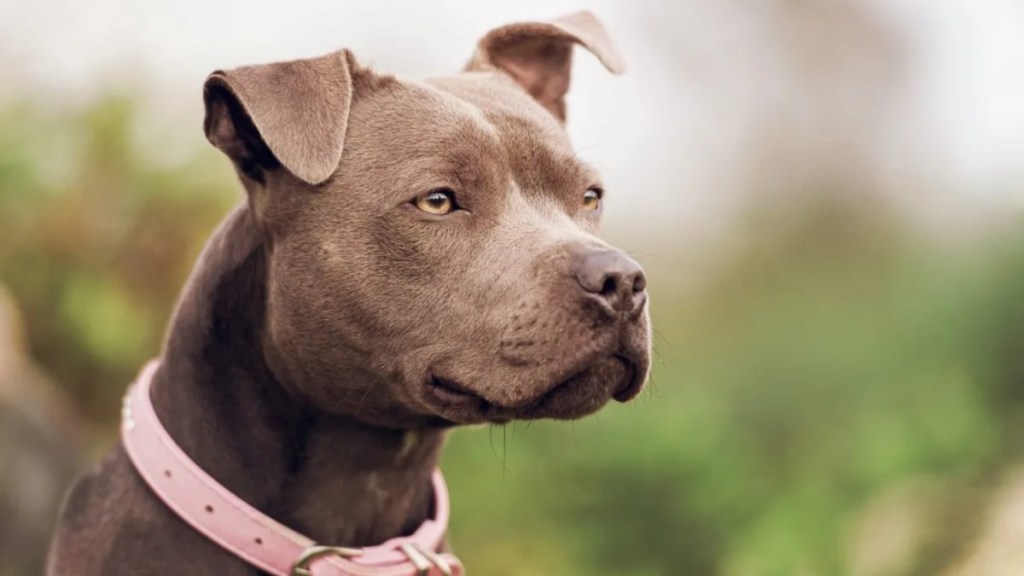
[203,12,651,427]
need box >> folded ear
[465,11,626,122]
[203,50,354,186]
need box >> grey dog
[47,11,651,575]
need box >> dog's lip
[427,374,483,405]
[423,353,642,423]
[427,370,567,412]
[612,354,642,402]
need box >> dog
[47,11,651,575]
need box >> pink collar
[121,360,463,576]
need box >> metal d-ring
[290,545,363,576]
[418,546,454,576]
[399,543,453,576]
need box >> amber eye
[583,187,603,211]
[414,189,456,215]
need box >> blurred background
[2,0,1024,574]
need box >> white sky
[903,0,1024,192]
[1,0,1022,247]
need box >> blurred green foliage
[0,97,236,425]
[1,96,1022,575]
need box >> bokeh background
[2,1,1024,574]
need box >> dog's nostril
[600,276,618,297]
[633,271,647,293]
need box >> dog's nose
[575,250,647,313]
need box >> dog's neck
[148,206,444,547]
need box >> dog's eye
[583,187,603,211]
[414,189,456,215]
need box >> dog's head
[203,11,651,427]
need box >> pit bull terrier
[47,10,651,575]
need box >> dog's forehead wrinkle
[426,73,569,146]
[429,72,562,125]
[428,83,499,139]
[347,76,502,151]
[489,115,574,174]
[400,76,501,140]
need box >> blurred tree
[0,96,236,429]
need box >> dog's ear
[203,50,355,185]
[465,11,625,122]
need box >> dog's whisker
[488,424,496,461]
[488,424,506,477]
[501,424,509,479]
[353,385,374,417]
[641,374,664,402]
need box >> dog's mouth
[426,375,490,417]
[423,354,643,424]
